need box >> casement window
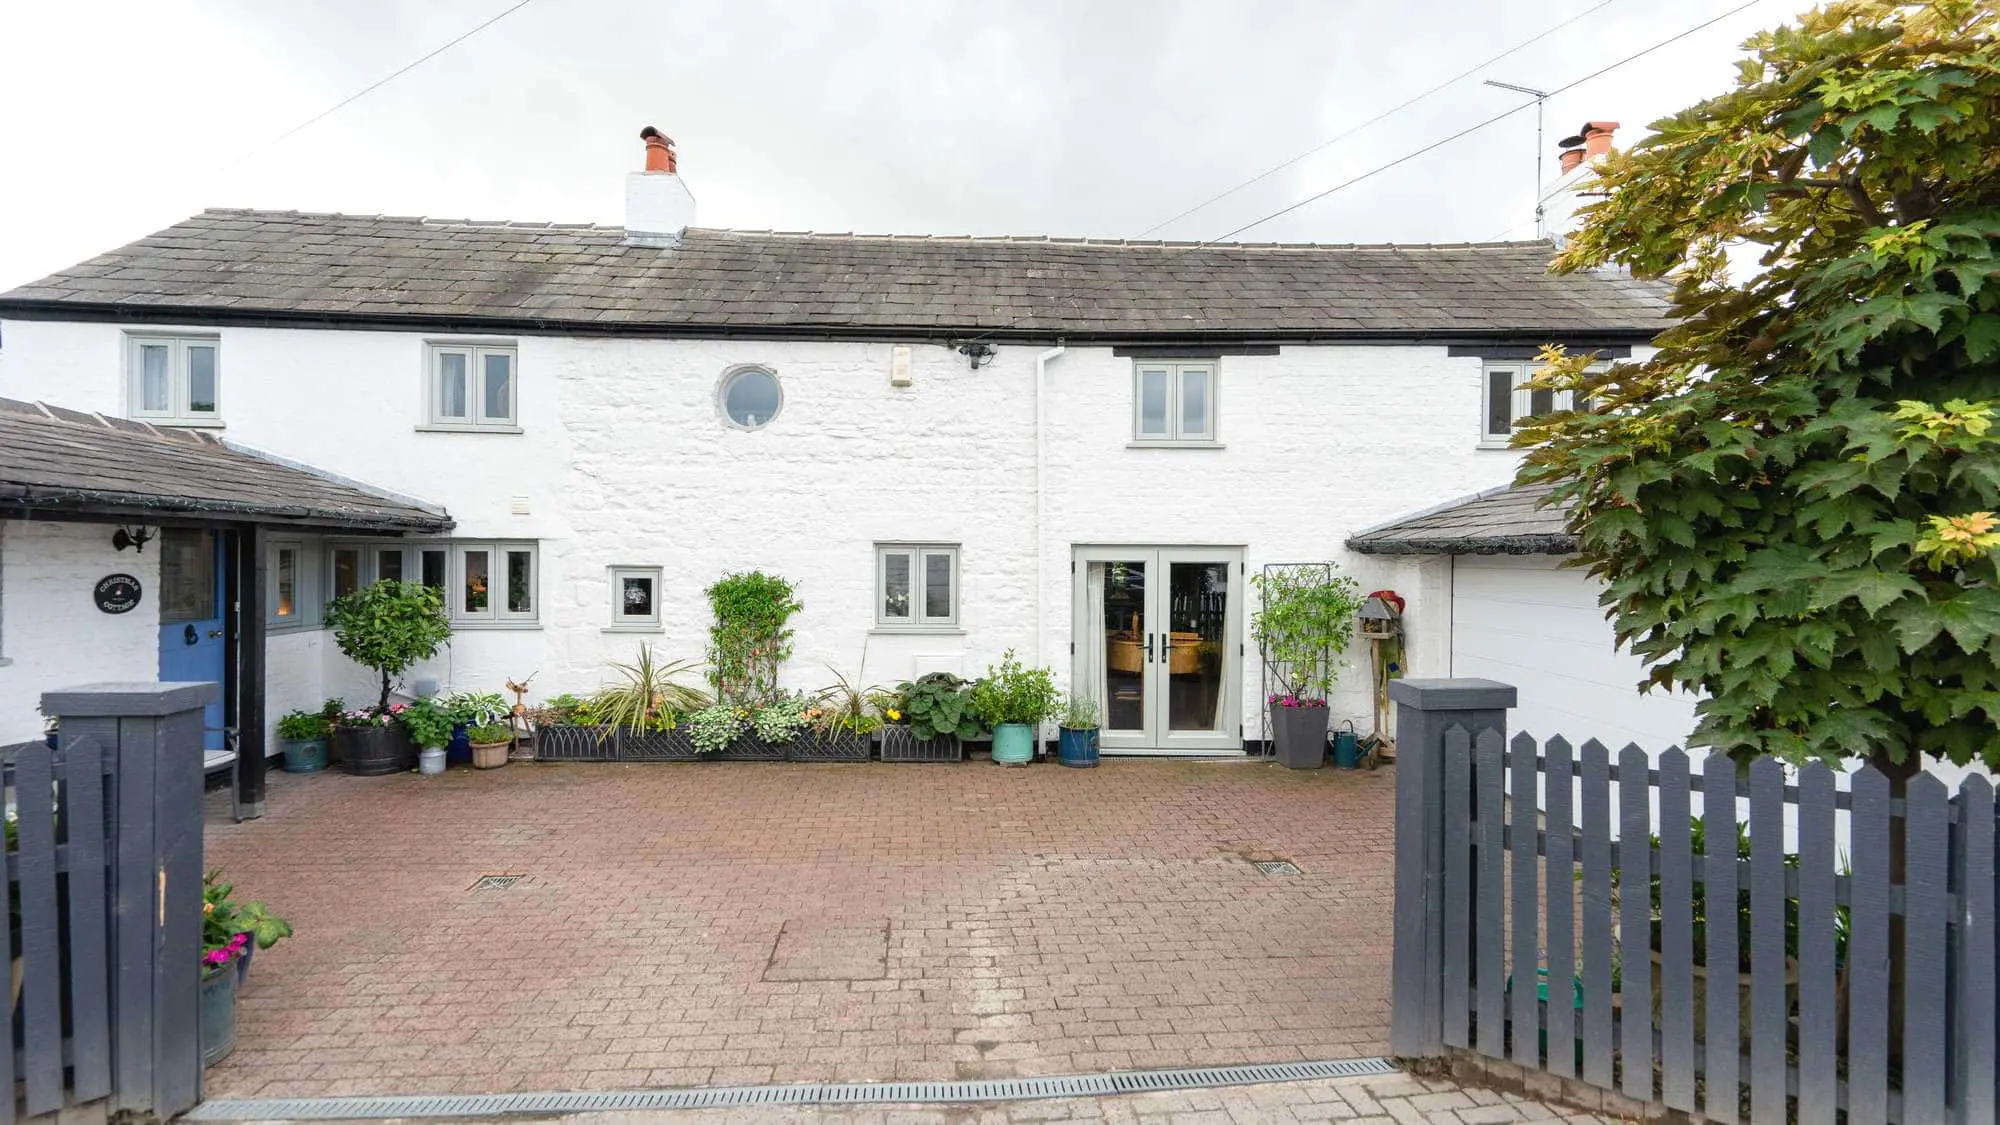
[327,540,539,626]
[1482,361,1594,446]
[268,541,312,629]
[127,335,221,425]
[1132,361,1216,444]
[424,343,518,431]
[876,544,959,629]
[608,566,663,630]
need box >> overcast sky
[0,0,1796,290]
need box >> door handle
[182,624,199,646]
[1145,633,1154,663]
[208,628,224,638]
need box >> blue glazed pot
[990,723,1035,764]
[200,965,236,1067]
[1057,727,1099,768]
[280,738,328,773]
[446,724,472,764]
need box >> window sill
[415,423,525,435]
[869,626,967,637]
[144,418,225,430]
[1476,440,1519,451]
[450,621,542,631]
[1127,440,1225,450]
[603,624,665,634]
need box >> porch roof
[0,398,453,533]
[1346,485,1575,556]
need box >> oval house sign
[94,574,143,615]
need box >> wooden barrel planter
[336,725,415,776]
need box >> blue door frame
[157,528,227,751]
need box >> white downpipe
[1033,342,1066,676]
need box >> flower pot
[1268,704,1329,769]
[880,724,961,762]
[199,965,237,1067]
[788,730,871,762]
[622,725,700,761]
[234,936,255,985]
[991,723,1035,765]
[279,737,328,774]
[418,746,447,775]
[536,724,619,761]
[1057,727,1100,768]
[337,725,415,776]
[470,740,510,769]
[447,724,472,765]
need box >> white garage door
[1450,555,1700,753]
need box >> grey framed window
[1132,361,1216,443]
[269,541,304,627]
[331,539,538,627]
[1481,361,1591,446]
[609,566,663,630]
[876,544,959,629]
[127,335,221,425]
[425,343,518,430]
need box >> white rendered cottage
[0,128,1668,769]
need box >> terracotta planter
[470,740,510,769]
[336,725,415,776]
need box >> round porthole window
[718,366,782,429]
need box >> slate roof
[0,209,1671,340]
[1346,485,1574,555]
[0,398,452,532]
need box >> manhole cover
[1252,860,1303,876]
[470,874,523,891]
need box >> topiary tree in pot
[324,581,451,775]
[1251,564,1363,769]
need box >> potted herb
[444,691,509,765]
[1056,691,1101,768]
[466,721,513,769]
[884,673,981,762]
[325,581,450,775]
[599,646,711,760]
[275,709,329,773]
[970,649,1058,766]
[1250,565,1362,769]
[399,698,454,775]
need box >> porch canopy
[0,396,452,817]
[1346,484,1574,557]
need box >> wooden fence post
[1389,678,1516,1059]
[43,681,216,1122]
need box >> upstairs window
[1132,361,1216,443]
[1482,361,1592,446]
[127,335,220,425]
[425,343,518,431]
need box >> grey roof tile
[1347,485,1575,555]
[0,209,1672,338]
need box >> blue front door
[158,528,226,751]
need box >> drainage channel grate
[469,874,523,891]
[1252,859,1303,876]
[186,1057,1397,1119]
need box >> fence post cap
[41,682,219,718]
[1387,678,1518,711]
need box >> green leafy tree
[325,580,452,713]
[1519,1,2000,774]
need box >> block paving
[204,758,1398,1099]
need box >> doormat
[762,918,889,981]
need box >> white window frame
[268,540,308,630]
[327,539,540,627]
[1480,360,1596,447]
[423,342,520,431]
[126,334,222,425]
[875,543,960,630]
[1130,361,1218,445]
[608,566,664,631]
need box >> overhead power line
[1135,0,1624,238]
[222,0,538,170]
[1197,0,1768,245]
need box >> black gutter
[1345,534,1577,556]
[0,488,453,534]
[0,300,1665,348]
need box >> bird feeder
[1358,595,1401,639]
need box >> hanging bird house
[1358,595,1401,639]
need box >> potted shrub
[883,673,981,762]
[466,721,512,769]
[400,697,454,775]
[598,646,710,760]
[970,649,1058,766]
[325,581,450,774]
[275,709,330,773]
[1250,565,1363,769]
[1056,691,1101,768]
[529,693,619,761]
[200,871,289,1066]
[332,705,414,776]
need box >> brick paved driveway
[204,759,1396,1098]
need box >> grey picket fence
[1403,720,1997,1123]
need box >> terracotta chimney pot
[640,125,676,174]
[1582,121,1620,159]
[1558,148,1587,173]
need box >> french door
[1072,546,1244,754]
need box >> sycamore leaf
[1810,569,1922,613]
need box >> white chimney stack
[1538,120,1618,245]
[625,125,695,246]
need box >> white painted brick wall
[0,319,1536,741]
[0,522,161,743]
